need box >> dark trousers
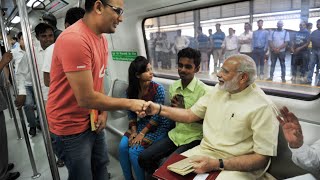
[270,51,286,79]
[292,51,309,77]
[138,136,200,174]
[0,111,8,180]
[252,48,266,75]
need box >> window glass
[143,0,320,97]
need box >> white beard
[218,74,240,93]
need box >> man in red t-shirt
[46,0,145,179]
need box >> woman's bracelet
[139,132,145,136]
[157,104,162,115]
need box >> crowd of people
[0,0,319,180]
[148,19,320,85]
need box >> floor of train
[4,109,123,180]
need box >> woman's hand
[128,132,137,146]
[130,132,145,147]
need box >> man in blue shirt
[252,19,269,80]
[196,27,209,72]
[210,24,225,73]
[291,21,310,82]
[306,19,320,85]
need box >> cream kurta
[183,83,279,179]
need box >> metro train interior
[0,0,320,179]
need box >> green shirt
[168,77,211,146]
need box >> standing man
[267,20,290,83]
[196,27,209,72]
[210,24,225,73]
[46,0,145,179]
[138,47,211,175]
[14,23,55,136]
[174,29,190,67]
[0,52,20,180]
[222,28,238,59]
[42,13,63,41]
[252,19,269,80]
[291,21,310,82]
[238,22,252,57]
[306,19,320,85]
[144,54,279,179]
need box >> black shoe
[36,124,42,131]
[56,159,64,167]
[29,127,36,136]
[7,163,14,171]
[6,172,20,180]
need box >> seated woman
[119,56,174,180]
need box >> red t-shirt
[46,20,108,135]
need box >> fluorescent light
[11,16,20,24]
[27,0,45,7]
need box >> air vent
[147,0,197,12]
[45,0,68,14]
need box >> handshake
[130,100,162,117]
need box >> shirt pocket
[222,113,247,145]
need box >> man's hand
[1,51,13,65]
[15,95,26,109]
[95,112,107,133]
[277,106,303,148]
[190,156,218,174]
[171,95,185,108]
[129,99,147,114]
[143,101,161,116]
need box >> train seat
[105,77,319,179]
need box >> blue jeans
[51,129,109,180]
[24,86,38,128]
[307,49,320,82]
[119,136,145,180]
[270,51,286,79]
[252,48,265,75]
[292,51,309,77]
[138,136,200,174]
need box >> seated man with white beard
[144,54,279,179]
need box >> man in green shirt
[138,47,211,175]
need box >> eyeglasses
[105,3,124,16]
[219,68,243,75]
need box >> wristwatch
[218,159,224,170]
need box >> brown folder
[153,153,221,180]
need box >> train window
[143,0,320,99]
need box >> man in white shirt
[277,106,320,179]
[238,23,253,57]
[42,7,85,87]
[174,29,190,66]
[15,23,54,136]
[222,28,238,59]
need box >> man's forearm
[159,105,200,123]
[209,153,269,172]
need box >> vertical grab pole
[0,2,41,179]
[77,0,83,7]
[16,0,60,179]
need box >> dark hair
[215,23,221,26]
[127,56,150,99]
[65,7,85,25]
[244,22,252,30]
[197,26,202,31]
[317,19,320,23]
[85,0,108,12]
[12,37,18,41]
[177,48,201,68]
[42,13,57,27]
[35,23,54,37]
[307,22,313,28]
[17,32,22,40]
[257,19,263,23]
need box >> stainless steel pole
[0,2,41,179]
[16,0,60,179]
[77,0,83,7]
[0,57,22,140]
